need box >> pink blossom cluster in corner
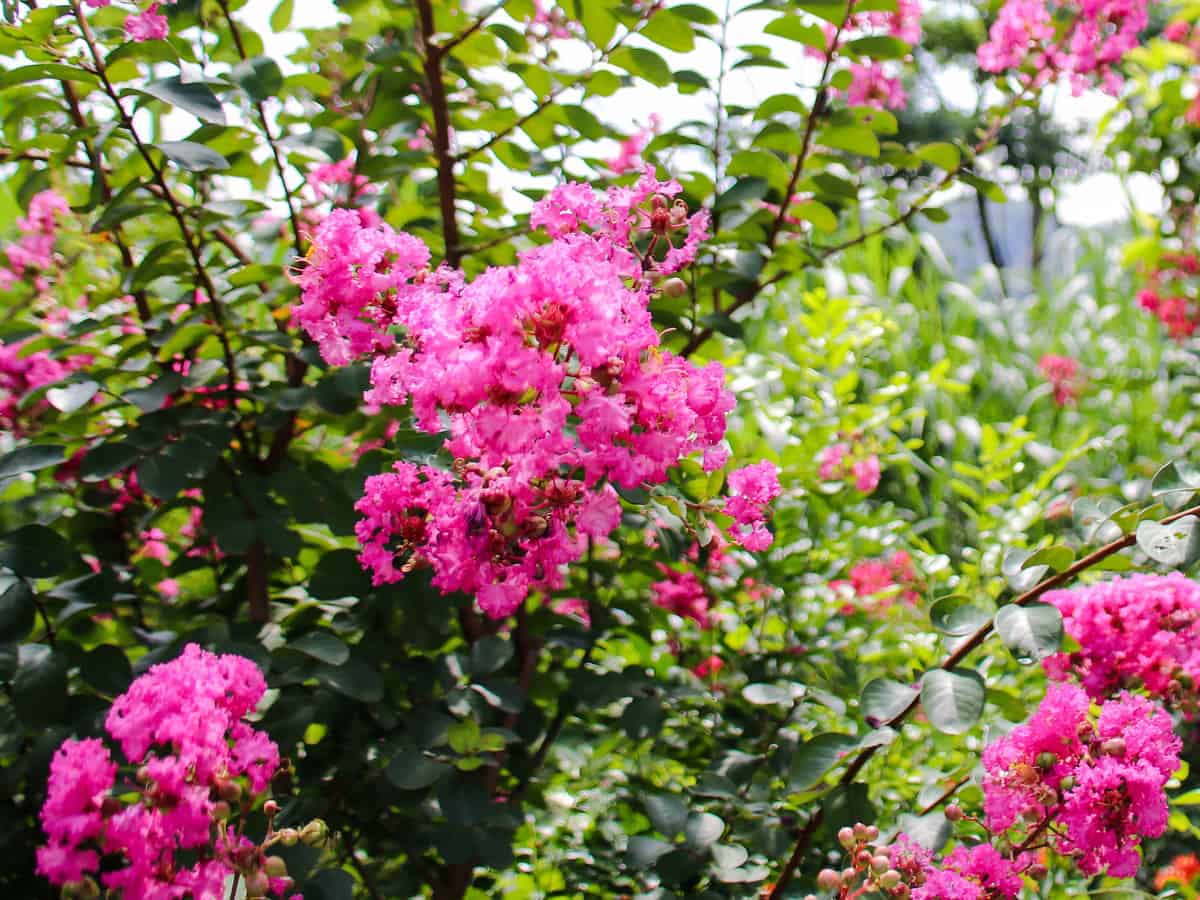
[1138,252,1200,340]
[0,339,88,436]
[817,440,882,493]
[1043,573,1200,714]
[830,550,920,612]
[297,167,728,619]
[0,189,69,294]
[83,0,176,42]
[1037,353,1080,406]
[879,836,1031,899]
[723,461,782,551]
[982,683,1180,877]
[37,644,298,899]
[977,0,1149,96]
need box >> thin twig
[415,0,463,266]
[438,0,509,54]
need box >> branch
[438,0,509,55]
[415,0,463,267]
[765,501,1200,899]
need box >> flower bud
[1100,737,1126,757]
[1058,775,1076,791]
[837,826,856,849]
[1027,863,1048,879]
[853,822,871,841]
[263,800,279,817]
[244,870,270,900]
[944,804,964,822]
[264,856,288,878]
[1035,751,1057,770]
[661,277,687,299]
[870,855,890,873]
[217,778,242,803]
[301,818,329,846]
[277,827,299,846]
[211,801,232,821]
[864,825,879,841]
[877,870,902,889]
[816,868,842,890]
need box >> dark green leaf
[81,644,133,696]
[0,525,78,578]
[139,76,227,124]
[859,678,918,726]
[469,635,513,676]
[788,733,858,790]
[929,594,990,636]
[920,668,986,735]
[12,644,67,725]
[289,632,351,666]
[386,749,449,790]
[645,794,688,836]
[0,444,65,479]
[0,581,35,643]
[994,602,1064,665]
[156,140,230,172]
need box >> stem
[439,0,509,54]
[765,501,1200,898]
[415,0,463,267]
[216,0,305,259]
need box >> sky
[234,0,1161,226]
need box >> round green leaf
[860,678,919,726]
[929,594,990,636]
[0,524,78,578]
[1137,519,1200,568]
[0,443,65,479]
[788,732,858,790]
[994,602,1064,665]
[920,668,986,735]
[12,644,68,725]
[0,580,36,642]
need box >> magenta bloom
[125,4,169,42]
[724,460,782,550]
[37,645,288,899]
[1038,353,1080,406]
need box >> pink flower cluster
[652,564,712,627]
[723,461,781,551]
[1043,573,1200,713]
[1137,252,1200,340]
[606,114,662,175]
[0,339,85,435]
[0,189,69,293]
[825,828,1030,899]
[818,440,882,493]
[981,683,1180,877]
[977,0,1149,95]
[295,168,755,619]
[844,62,908,111]
[84,0,175,42]
[830,550,920,612]
[37,644,295,899]
[1037,353,1080,406]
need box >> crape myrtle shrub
[3,0,1200,898]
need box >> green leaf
[914,142,961,171]
[1002,548,1048,592]
[640,10,695,52]
[763,14,827,49]
[1072,496,1125,542]
[447,718,481,754]
[0,64,99,89]
[469,635,513,676]
[684,812,725,850]
[788,732,858,790]
[138,77,227,124]
[46,381,99,413]
[847,35,910,59]
[860,678,919,726]
[573,0,618,46]
[230,55,283,103]
[795,0,850,26]
[817,125,880,158]
[316,657,383,703]
[610,47,672,87]
[1152,460,1200,510]
[0,444,65,479]
[81,644,133,696]
[136,453,189,500]
[289,632,351,666]
[80,442,142,481]
[627,836,675,869]
[920,668,986,735]
[929,594,990,636]
[156,140,230,172]
[12,644,68,726]
[308,549,372,601]
[994,602,1064,665]
[270,0,294,30]
[1137,519,1200,568]
[644,794,688,837]
[1024,545,1075,573]
[386,749,449,790]
[742,682,798,706]
[0,525,78,578]
[0,580,35,643]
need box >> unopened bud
[877,870,902,889]
[1059,775,1076,791]
[837,826,856,849]
[1035,752,1057,770]
[264,856,288,878]
[300,818,329,846]
[870,855,890,872]
[218,779,242,803]
[1027,863,1048,879]
[864,824,879,841]
[944,804,964,822]
[263,800,279,816]
[841,867,857,883]
[661,277,687,298]
[853,822,871,840]
[1100,737,1126,757]
[244,871,270,899]
[277,828,299,846]
[211,801,232,821]
[816,868,842,890]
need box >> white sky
[234,0,1159,226]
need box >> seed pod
[816,869,842,890]
[661,277,687,298]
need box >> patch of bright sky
[237,0,1161,225]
